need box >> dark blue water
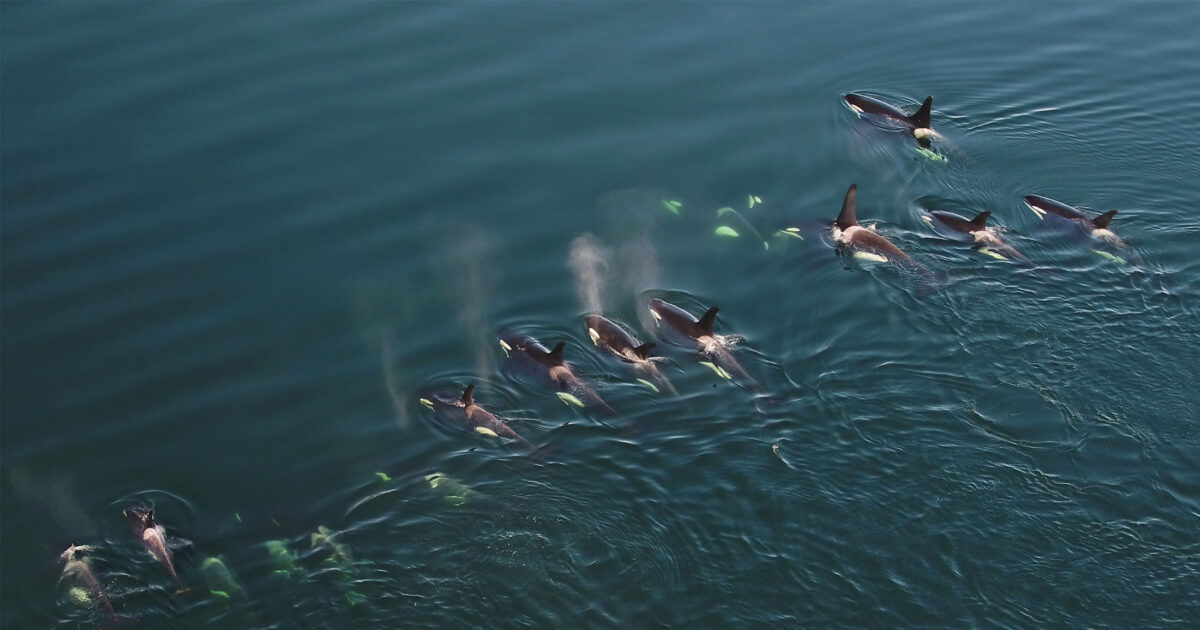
[4,2,1199,628]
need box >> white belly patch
[852,251,889,263]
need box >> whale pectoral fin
[556,392,585,407]
[699,361,733,380]
[714,225,740,238]
[636,378,660,393]
[697,307,719,336]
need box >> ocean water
[3,2,1199,628]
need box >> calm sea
[3,2,1199,628]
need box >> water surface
[3,2,1199,628]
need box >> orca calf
[585,315,677,395]
[420,384,535,451]
[498,332,617,414]
[924,209,1030,263]
[844,93,937,146]
[1023,194,1124,247]
[647,298,759,390]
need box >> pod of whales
[46,89,1142,624]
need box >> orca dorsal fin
[836,184,858,229]
[1092,210,1117,229]
[549,341,565,365]
[633,342,656,360]
[970,210,992,228]
[145,509,155,528]
[697,307,719,336]
[461,384,475,407]
[911,96,932,128]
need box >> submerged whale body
[59,543,116,615]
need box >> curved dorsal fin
[970,210,992,228]
[549,341,565,365]
[697,307,719,336]
[633,342,656,360]
[1092,210,1117,229]
[911,96,932,128]
[461,384,474,407]
[145,509,155,528]
[836,184,858,229]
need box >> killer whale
[498,332,617,414]
[832,183,912,263]
[420,384,535,451]
[124,506,182,588]
[1023,194,1123,247]
[59,543,116,615]
[585,315,677,394]
[844,93,937,146]
[924,209,1030,263]
[832,184,944,293]
[646,298,758,390]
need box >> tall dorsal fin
[461,384,474,407]
[632,342,656,360]
[970,210,992,228]
[696,307,719,336]
[836,184,858,229]
[145,509,155,528]
[549,341,565,365]
[1092,210,1117,229]
[911,96,932,128]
